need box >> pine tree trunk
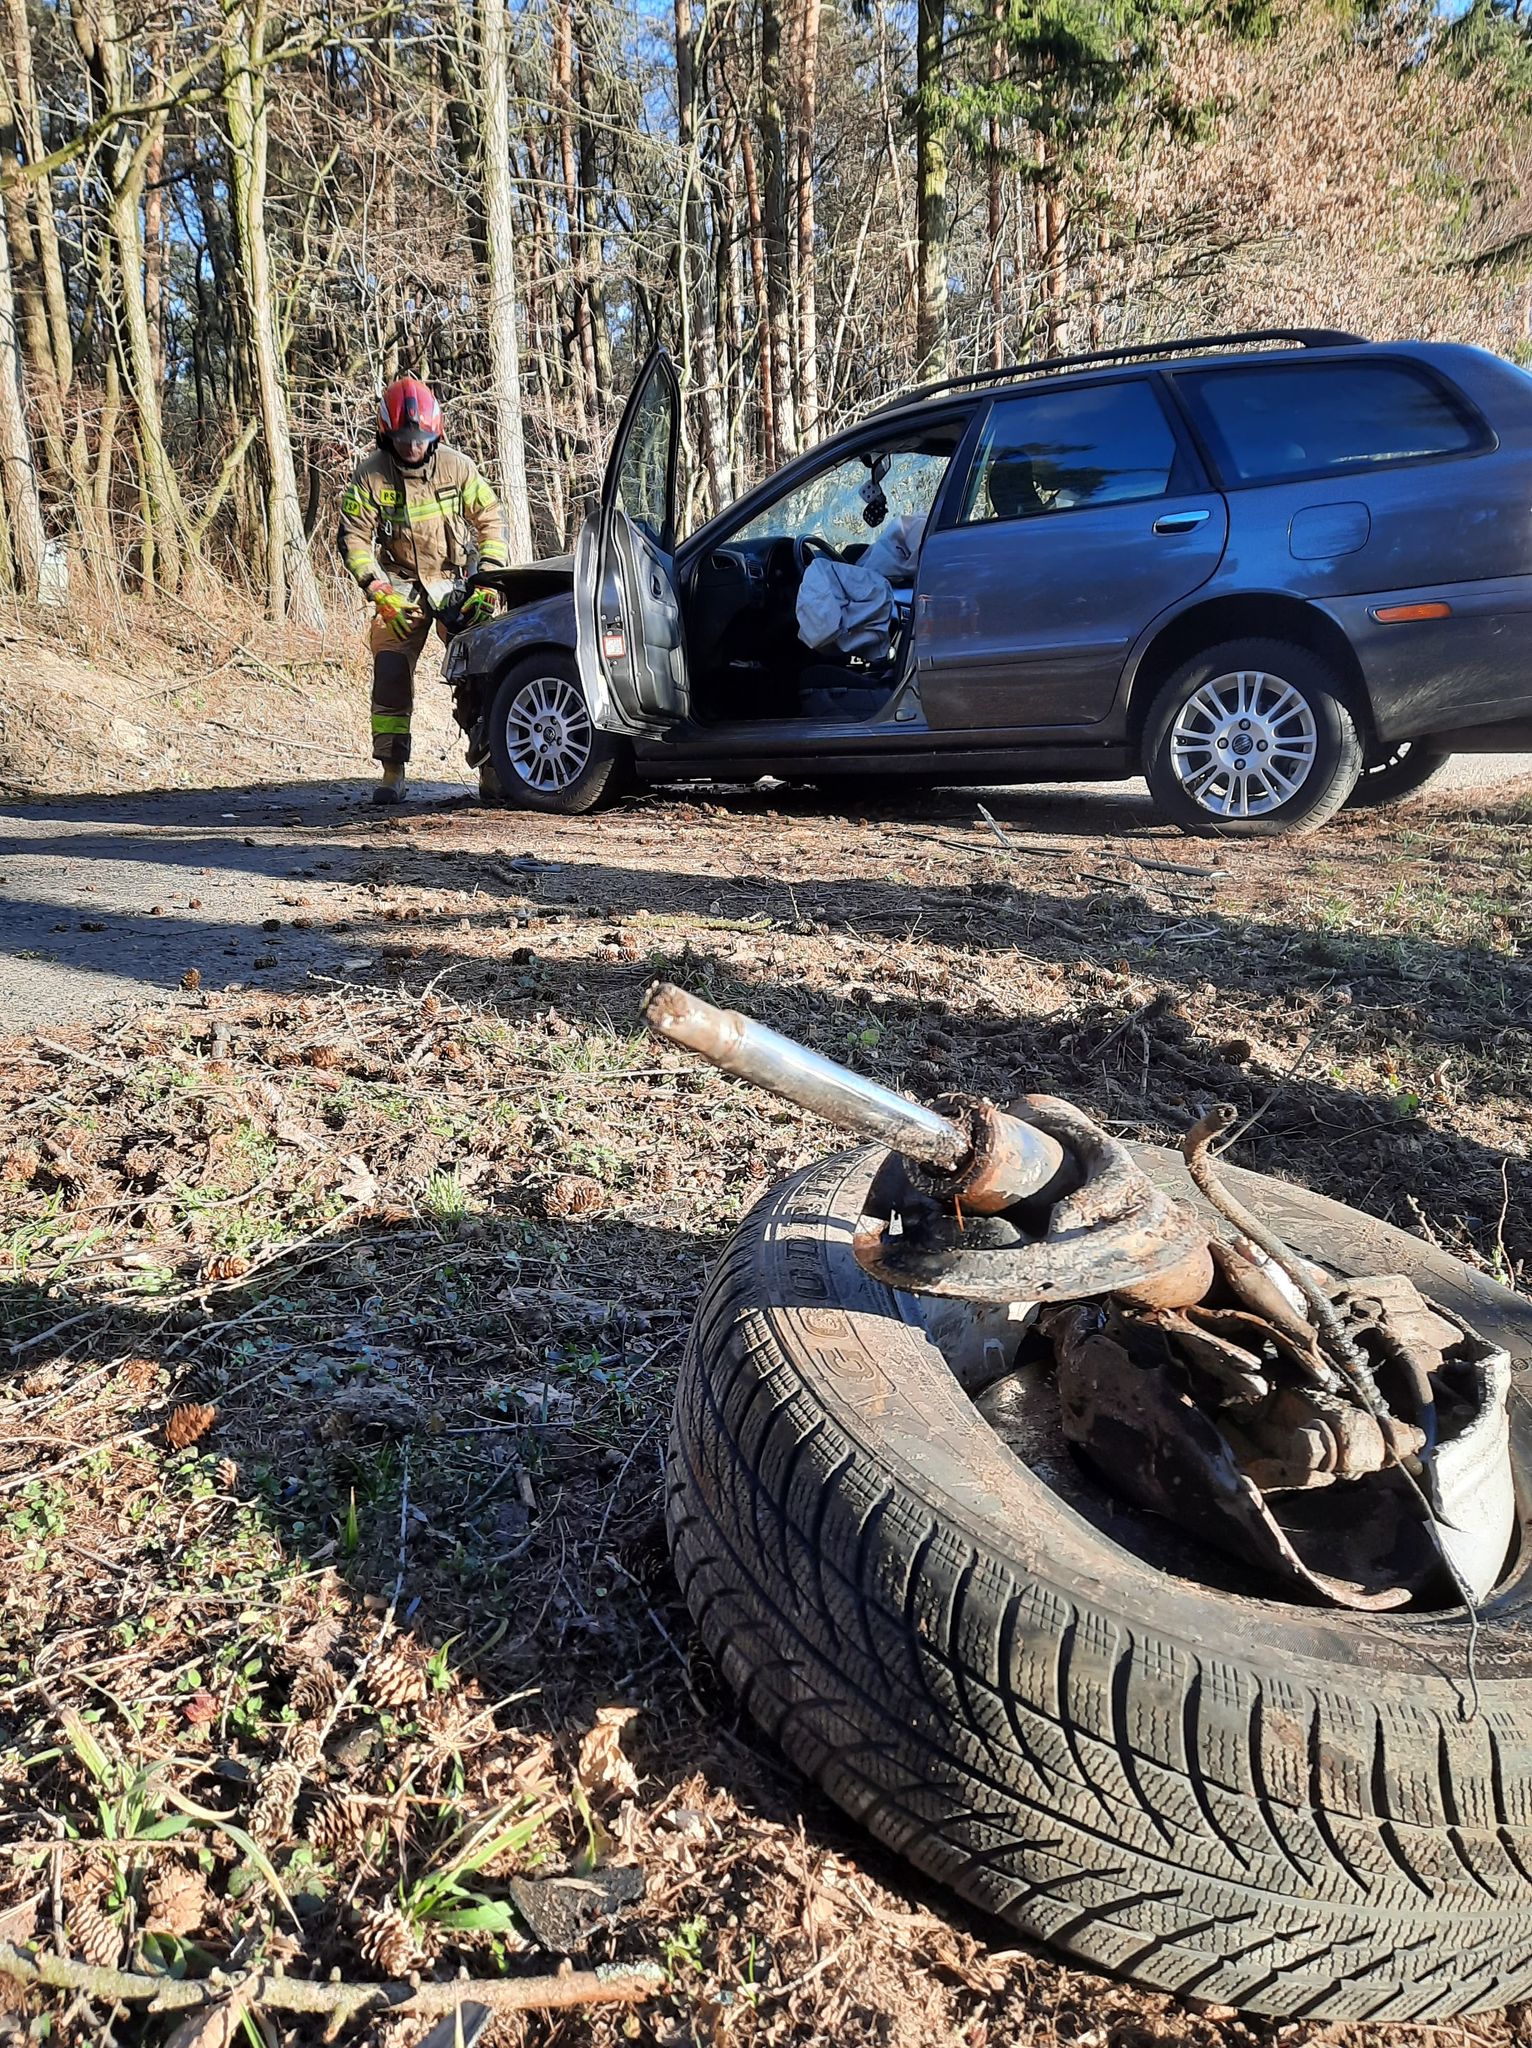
[737,122,776,471]
[552,0,591,444]
[759,0,796,454]
[478,0,533,559]
[792,0,820,441]
[223,0,324,627]
[914,0,949,380]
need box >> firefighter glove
[371,582,422,641]
[460,586,496,626]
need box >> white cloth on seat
[795,556,894,659]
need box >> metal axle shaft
[640,981,1067,1209]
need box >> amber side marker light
[1372,601,1452,623]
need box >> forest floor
[2,766,1532,2047]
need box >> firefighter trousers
[369,604,448,765]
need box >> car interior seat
[986,451,1048,519]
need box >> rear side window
[960,380,1180,523]
[1177,360,1485,487]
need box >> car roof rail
[867,327,1370,416]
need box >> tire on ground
[667,1145,1532,2020]
[1346,739,1453,809]
[487,651,631,815]
[1142,637,1362,835]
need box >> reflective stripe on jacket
[337,442,509,594]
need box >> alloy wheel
[503,674,593,793]
[1167,669,1319,819]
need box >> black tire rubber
[667,1143,1532,2020]
[1346,739,1453,809]
[487,652,632,815]
[1142,638,1363,836]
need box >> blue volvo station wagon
[445,329,1532,834]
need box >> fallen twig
[0,1944,664,2023]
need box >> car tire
[1346,739,1452,809]
[668,1143,1532,2020]
[1143,639,1362,835]
[487,652,632,815]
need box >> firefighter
[338,376,510,804]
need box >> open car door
[574,347,691,737]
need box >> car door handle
[1153,510,1211,535]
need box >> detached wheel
[1144,638,1362,835]
[1347,738,1452,809]
[668,1145,1532,2020]
[487,652,631,815]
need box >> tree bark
[478,0,533,559]
[222,0,324,626]
[915,0,949,380]
[737,119,775,470]
[0,195,44,594]
[759,0,796,454]
[552,0,592,444]
[792,0,820,439]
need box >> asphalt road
[2,753,1529,1035]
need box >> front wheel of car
[1143,638,1362,836]
[487,653,632,815]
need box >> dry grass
[2,774,1530,2045]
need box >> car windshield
[725,431,962,551]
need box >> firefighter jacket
[338,442,509,598]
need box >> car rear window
[1177,360,1485,486]
[960,380,1180,522]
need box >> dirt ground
[2,769,1531,2046]
[0,597,465,803]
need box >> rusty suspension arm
[640,982,1068,1212]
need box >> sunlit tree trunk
[915,0,949,380]
[223,0,324,626]
[478,0,533,558]
[0,201,44,594]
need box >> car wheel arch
[1123,593,1375,753]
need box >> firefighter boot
[373,762,407,807]
[478,759,506,805]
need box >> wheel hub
[1169,670,1319,818]
[505,676,593,792]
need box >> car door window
[614,367,676,549]
[728,445,954,549]
[1175,360,1487,486]
[961,381,1180,523]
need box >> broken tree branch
[0,1945,665,2024]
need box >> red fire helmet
[377,377,442,467]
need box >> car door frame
[575,345,690,739]
[910,368,1227,740]
[655,398,986,757]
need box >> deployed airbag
[796,557,893,659]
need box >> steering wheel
[793,534,842,578]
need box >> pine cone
[543,1172,603,1219]
[306,1790,371,1857]
[214,1455,239,1491]
[288,1660,343,1719]
[282,1722,325,1771]
[68,1893,120,1969]
[143,1865,212,1938]
[357,1900,425,1978]
[177,1361,225,1403]
[365,1647,429,1712]
[248,1759,302,1845]
[165,1401,217,1451]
